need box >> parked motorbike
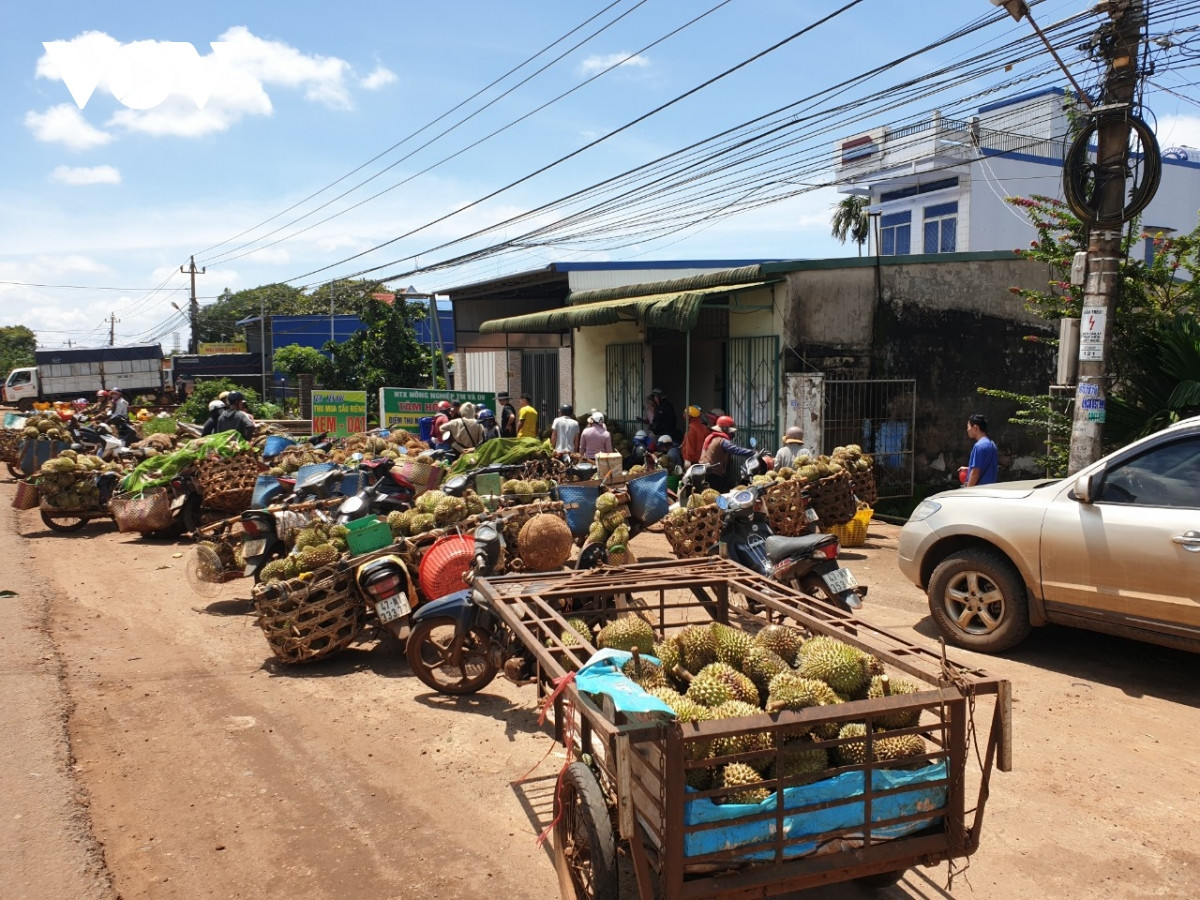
[72,415,141,461]
[334,457,416,524]
[354,553,417,639]
[240,466,350,580]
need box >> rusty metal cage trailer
[475,556,1011,899]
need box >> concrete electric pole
[181,255,206,354]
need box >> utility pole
[1066,0,1149,473]
[108,312,119,346]
[180,255,205,354]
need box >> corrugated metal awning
[479,266,775,334]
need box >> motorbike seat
[764,532,837,563]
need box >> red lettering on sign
[312,416,336,432]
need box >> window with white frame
[880,211,911,256]
[923,201,957,253]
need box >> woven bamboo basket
[253,565,365,664]
[0,430,21,464]
[194,452,264,511]
[849,466,878,505]
[12,479,41,510]
[662,504,723,559]
[806,469,857,527]
[763,479,809,536]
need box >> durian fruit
[406,512,434,534]
[653,638,682,683]
[558,616,591,647]
[463,489,485,516]
[794,635,871,696]
[686,492,706,511]
[740,644,791,700]
[259,558,291,583]
[764,672,842,739]
[776,741,829,780]
[528,479,550,494]
[708,700,773,760]
[675,625,717,675]
[865,674,922,729]
[710,622,754,668]
[666,507,688,524]
[299,542,339,571]
[718,762,770,805]
[417,489,446,515]
[595,492,618,514]
[777,466,795,480]
[684,662,758,708]
[596,615,656,653]
[651,687,714,772]
[586,521,608,545]
[835,723,928,767]
[622,652,667,691]
[600,509,626,531]
[753,624,804,666]
[434,494,468,526]
[387,509,410,536]
[294,526,326,551]
[699,488,720,505]
[606,523,630,550]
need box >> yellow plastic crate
[827,506,873,547]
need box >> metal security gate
[823,378,915,499]
[726,336,779,454]
[520,350,559,428]
[606,343,645,436]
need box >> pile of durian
[500,478,553,503]
[585,490,634,553]
[19,413,73,444]
[258,522,350,583]
[592,616,928,801]
[265,445,333,477]
[750,443,873,489]
[385,488,484,538]
[37,449,119,509]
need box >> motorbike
[406,515,611,694]
[334,457,417,524]
[240,465,350,580]
[354,553,418,640]
[72,415,141,462]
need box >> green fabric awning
[479,270,775,334]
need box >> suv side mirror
[1074,472,1100,504]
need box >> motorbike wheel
[6,462,21,479]
[181,495,204,534]
[405,616,499,695]
[40,510,89,533]
[553,762,619,900]
[797,574,859,614]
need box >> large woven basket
[0,430,21,465]
[109,488,174,534]
[12,479,41,510]
[806,469,857,527]
[763,479,809,536]
[500,500,567,561]
[194,451,264,511]
[253,565,366,664]
[662,504,723,559]
[849,466,878,505]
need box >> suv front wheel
[927,549,1032,653]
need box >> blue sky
[2,0,1197,350]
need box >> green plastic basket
[344,515,393,556]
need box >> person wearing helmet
[774,426,808,470]
[108,388,129,419]
[656,433,683,473]
[431,400,453,439]
[682,404,710,467]
[440,401,485,453]
[214,390,256,440]
[649,387,679,441]
[699,415,755,492]
[551,403,580,455]
[624,428,654,470]
[578,412,612,460]
[477,407,500,442]
[201,399,226,436]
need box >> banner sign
[311,390,367,437]
[199,341,247,355]
[378,387,492,431]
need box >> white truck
[3,343,172,410]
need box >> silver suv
[898,416,1200,653]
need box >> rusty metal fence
[823,378,915,499]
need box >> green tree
[176,378,270,425]
[195,283,306,344]
[0,324,36,375]
[272,343,332,384]
[325,294,432,410]
[830,195,871,256]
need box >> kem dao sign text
[42,40,229,111]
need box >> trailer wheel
[405,616,498,695]
[40,510,89,533]
[856,869,906,889]
[553,762,618,900]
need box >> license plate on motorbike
[243,538,267,558]
[375,593,411,624]
[805,507,820,523]
[823,566,858,594]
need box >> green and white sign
[312,390,368,437]
[378,387,493,432]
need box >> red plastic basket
[417,533,475,601]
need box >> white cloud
[24,104,113,150]
[360,65,397,90]
[51,164,121,185]
[578,53,651,77]
[34,28,360,140]
[1157,114,1200,151]
[246,247,291,265]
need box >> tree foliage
[272,344,332,383]
[0,324,36,375]
[176,378,264,425]
[830,195,871,256]
[325,294,432,410]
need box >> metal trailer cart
[473,556,1011,899]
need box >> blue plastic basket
[554,482,601,538]
[337,471,364,496]
[262,434,296,458]
[627,469,669,526]
[251,474,285,508]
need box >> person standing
[551,404,580,454]
[682,405,709,466]
[960,413,998,486]
[109,389,129,419]
[649,388,679,441]
[441,401,485,454]
[477,408,501,442]
[773,426,807,470]
[200,399,225,436]
[578,413,613,460]
[214,391,256,441]
[517,394,538,438]
[497,391,518,438]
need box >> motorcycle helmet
[435,400,452,412]
[686,404,701,419]
[656,433,673,445]
[226,391,244,406]
[208,399,225,412]
[715,415,736,432]
[478,407,495,422]
[560,404,573,416]
[96,389,108,398]
[634,429,648,441]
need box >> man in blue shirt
[963,413,999,485]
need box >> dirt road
[3,484,1199,899]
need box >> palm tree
[830,195,871,256]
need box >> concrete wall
[571,321,643,416]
